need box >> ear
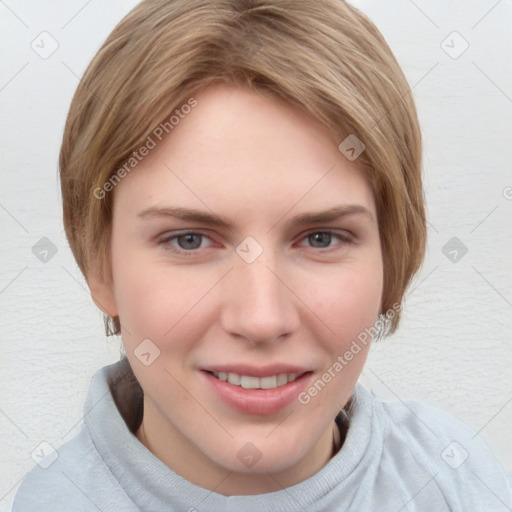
[87,264,119,318]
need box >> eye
[158,231,213,252]
[298,230,353,249]
[307,231,333,248]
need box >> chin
[206,434,312,475]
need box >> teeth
[227,372,240,385]
[276,373,288,386]
[259,375,277,389]
[241,376,260,389]
[212,371,301,389]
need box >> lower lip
[201,370,313,415]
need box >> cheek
[308,257,383,341]
[108,242,170,331]
[299,263,382,410]
[110,248,222,347]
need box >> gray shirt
[12,359,512,511]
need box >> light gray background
[1,1,511,509]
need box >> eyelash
[157,230,354,256]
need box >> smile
[210,371,301,389]
[202,369,314,415]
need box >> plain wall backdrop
[1,0,511,509]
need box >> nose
[219,255,300,345]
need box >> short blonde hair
[60,0,426,335]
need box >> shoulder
[12,427,86,511]
[381,394,499,461]
[12,361,141,511]
[13,428,99,511]
[373,390,512,509]
[12,423,136,511]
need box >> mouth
[206,370,307,389]
[201,368,314,415]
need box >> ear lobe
[87,265,119,318]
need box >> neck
[136,400,343,496]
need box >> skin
[89,83,383,496]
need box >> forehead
[113,83,376,222]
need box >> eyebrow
[137,205,373,229]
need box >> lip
[201,369,314,415]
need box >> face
[90,83,383,494]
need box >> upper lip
[202,364,312,378]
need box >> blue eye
[159,232,212,252]
[175,233,203,250]
[300,230,352,249]
[157,229,352,256]
[307,232,333,248]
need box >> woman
[13,0,512,510]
